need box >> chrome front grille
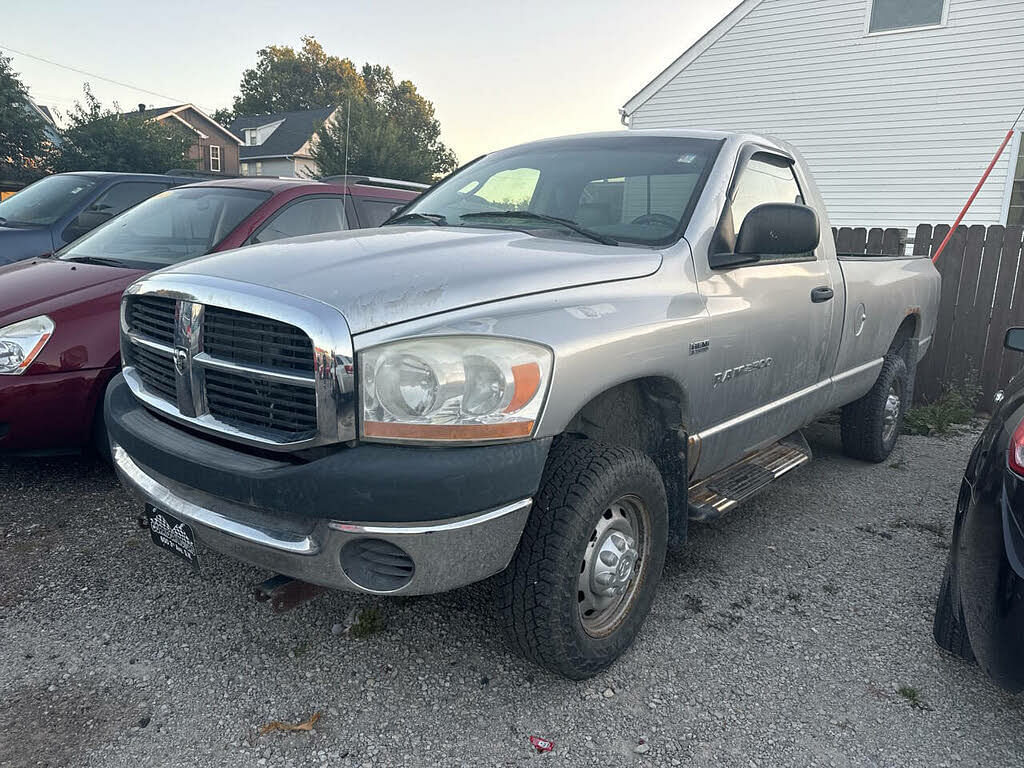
[120,276,355,451]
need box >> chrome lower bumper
[112,443,532,595]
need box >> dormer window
[868,0,947,33]
[247,128,258,146]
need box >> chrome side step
[688,432,811,522]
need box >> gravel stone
[1,421,1022,767]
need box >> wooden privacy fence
[832,224,1024,406]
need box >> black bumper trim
[105,374,551,523]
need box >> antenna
[342,99,351,189]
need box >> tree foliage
[50,85,196,174]
[232,36,364,115]
[230,37,457,183]
[311,64,457,183]
[0,54,51,182]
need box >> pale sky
[2,0,737,162]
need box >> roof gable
[621,0,765,117]
[230,106,336,159]
[127,104,243,144]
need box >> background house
[132,104,242,175]
[229,106,337,178]
[621,0,1024,229]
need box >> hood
[0,225,55,266]
[161,226,663,333]
[0,258,143,321]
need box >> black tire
[497,439,668,680]
[840,354,908,463]
[933,554,975,662]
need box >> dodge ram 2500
[106,130,940,679]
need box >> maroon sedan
[0,176,420,455]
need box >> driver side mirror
[1005,327,1024,353]
[709,203,820,270]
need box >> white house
[621,0,1024,229]
[229,106,338,178]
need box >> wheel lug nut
[595,572,615,586]
[611,534,626,551]
[600,551,618,567]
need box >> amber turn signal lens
[362,420,535,441]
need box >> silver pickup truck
[107,130,940,679]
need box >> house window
[255,161,263,176]
[247,129,257,145]
[210,145,221,173]
[868,0,946,33]
[240,162,249,176]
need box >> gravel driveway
[1,421,1021,767]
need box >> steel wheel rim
[883,379,902,443]
[577,494,651,638]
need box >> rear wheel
[497,439,668,679]
[841,354,908,462]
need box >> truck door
[693,150,836,477]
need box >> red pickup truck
[0,176,421,455]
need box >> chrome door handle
[811,286,834,303]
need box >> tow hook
[252,574,325,614]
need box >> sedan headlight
[0,315,55,375]
[360,336,552,443]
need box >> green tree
[310,64,457,183]
[232,36,364,115]
[0,54,51,182]
[50,85,196,174]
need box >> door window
[356,198,407,228]
[730,156,804,236]
[250,196,348,244]
[62,181,169,243]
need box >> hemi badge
[689,339,710,355]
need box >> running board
[688,432,812,522]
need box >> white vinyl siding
[626,0,1024,228]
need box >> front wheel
[497,439,668,679]
[840,354,908,463]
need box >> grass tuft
[904,382,979,436]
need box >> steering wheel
[630,213,679,229]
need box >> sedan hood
[0,225,54,266]
[0,258,143,321]
[161,226,663,333]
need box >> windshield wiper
[459,211,618,245]
[385,212,447,226]
[63,255,126,267]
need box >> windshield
[390,136,720,246]
[58,186,272,269]
[0,175,99,227]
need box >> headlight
[0,315,55,375]
[360,336,552,443]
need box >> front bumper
[105,375,550,595]
[0,367,112,453]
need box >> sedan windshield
[58,187,271,269]
[389,136,720,246]
[0,175,99,227]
